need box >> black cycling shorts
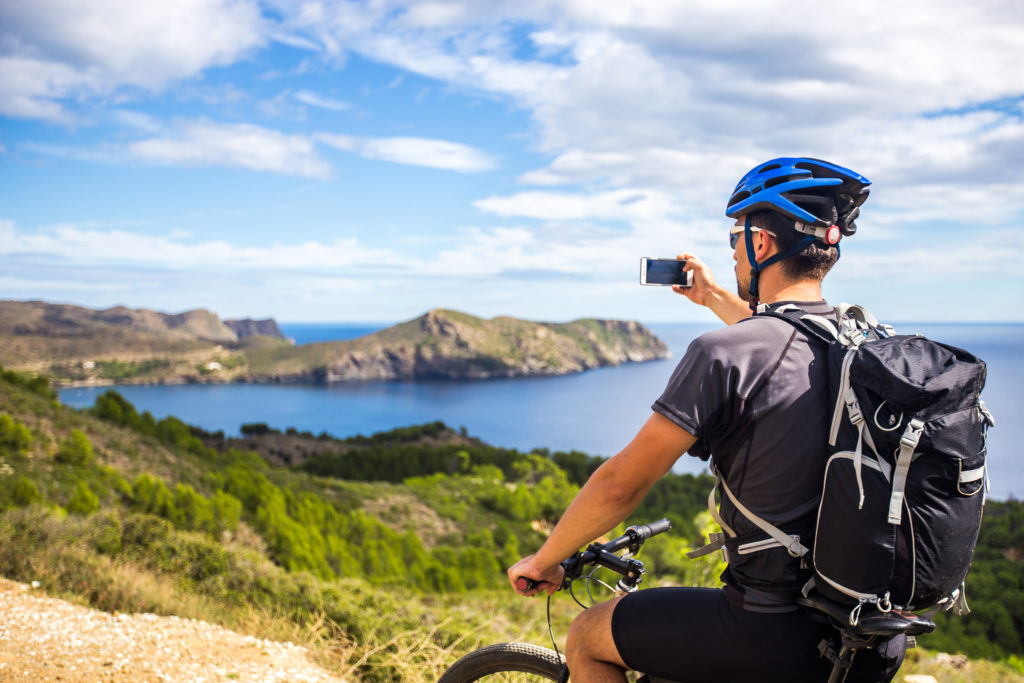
[610,587,905,682]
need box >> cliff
[224,318,285,340]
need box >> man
[508,158,905,681]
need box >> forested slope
[0,367,1022,680]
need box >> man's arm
[673,253,750,325]
[508,412,697,594]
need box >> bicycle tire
[438,642,566,682]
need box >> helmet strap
[744,215,761,308]
[744,214,817,310]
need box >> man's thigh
[566,595,629,669]
[610,587,833,682]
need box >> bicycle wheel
[438,642,565,682]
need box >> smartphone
[640,258,693,287]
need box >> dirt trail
[0,578,343,682]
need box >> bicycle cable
[583,568,615,606]
[545,593,562,664]
[567,566,614,610]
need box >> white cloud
[0,215,712,285]
[294,90,352,112]
[835,228,1024,284]
[0,0,265,122]
[0,221,404,270]
[275,1,1024,218]
[473,188,679,222]
[129,120,331,179]
[317,133,496,172]
[360,137,495,172]
[0,57,100,124]
[316,133,358,152]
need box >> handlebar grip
[515,576,541,592]
[632,518,672,539]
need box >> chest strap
[686,472,810,560]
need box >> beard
[735,267,754,303]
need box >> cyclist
[508,158,906,682]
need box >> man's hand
[508,554,564,596]
[673,252,750,325]
[672,253,720,306]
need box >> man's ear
[754,231,775,262]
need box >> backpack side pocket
[813,452,902,606]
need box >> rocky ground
[0,578,342,682]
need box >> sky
[1,0,1023,324]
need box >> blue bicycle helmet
[726,157,871,239]
[725,157,870,306]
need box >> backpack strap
[756,303,837,345]
[888,418,925,525]
[685,474,735,559]
[718,474,810,558]
[836,303,896,342]
[686,471,810,560]
[761,302,895,346]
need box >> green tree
[132,474,177,519]
[0,414,32,455]
[11,477,43,507]
[210,490,242,535]
[172,484,214,533]
[67,480,100,515]
[55,430,95,467]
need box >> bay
[58,322,1024,500]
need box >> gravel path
[0,578,344,682]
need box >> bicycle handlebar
[604,518,672,553]
[515,518,672,593]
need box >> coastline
[53,354,673,389]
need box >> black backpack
[691,303,995,624]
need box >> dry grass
[900,648,1024,683]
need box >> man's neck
[759,278,823,305]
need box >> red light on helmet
[825,225,841,245]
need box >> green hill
[0,367,1022,681]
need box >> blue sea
[58,321,1024,500]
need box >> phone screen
[641,258,690,286]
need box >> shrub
[67,480,100,515]
[55,430,95,467]
[210,490,242,534]
[240,423,274,436]
[0,413,33,455]
[132,474,177,519]
[171,483,214,533]
[121,513,175,550]
[89,512,123,555]
[11,477,43,507]
[0,367,56,400]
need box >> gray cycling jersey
[653,300,835,612]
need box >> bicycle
[437,518,936,683]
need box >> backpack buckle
[900,420,924,450]
[979,401,996,428]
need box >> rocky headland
[0,301,669,385]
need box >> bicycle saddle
[797,592,936,638]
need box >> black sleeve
[652,333,739,461]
